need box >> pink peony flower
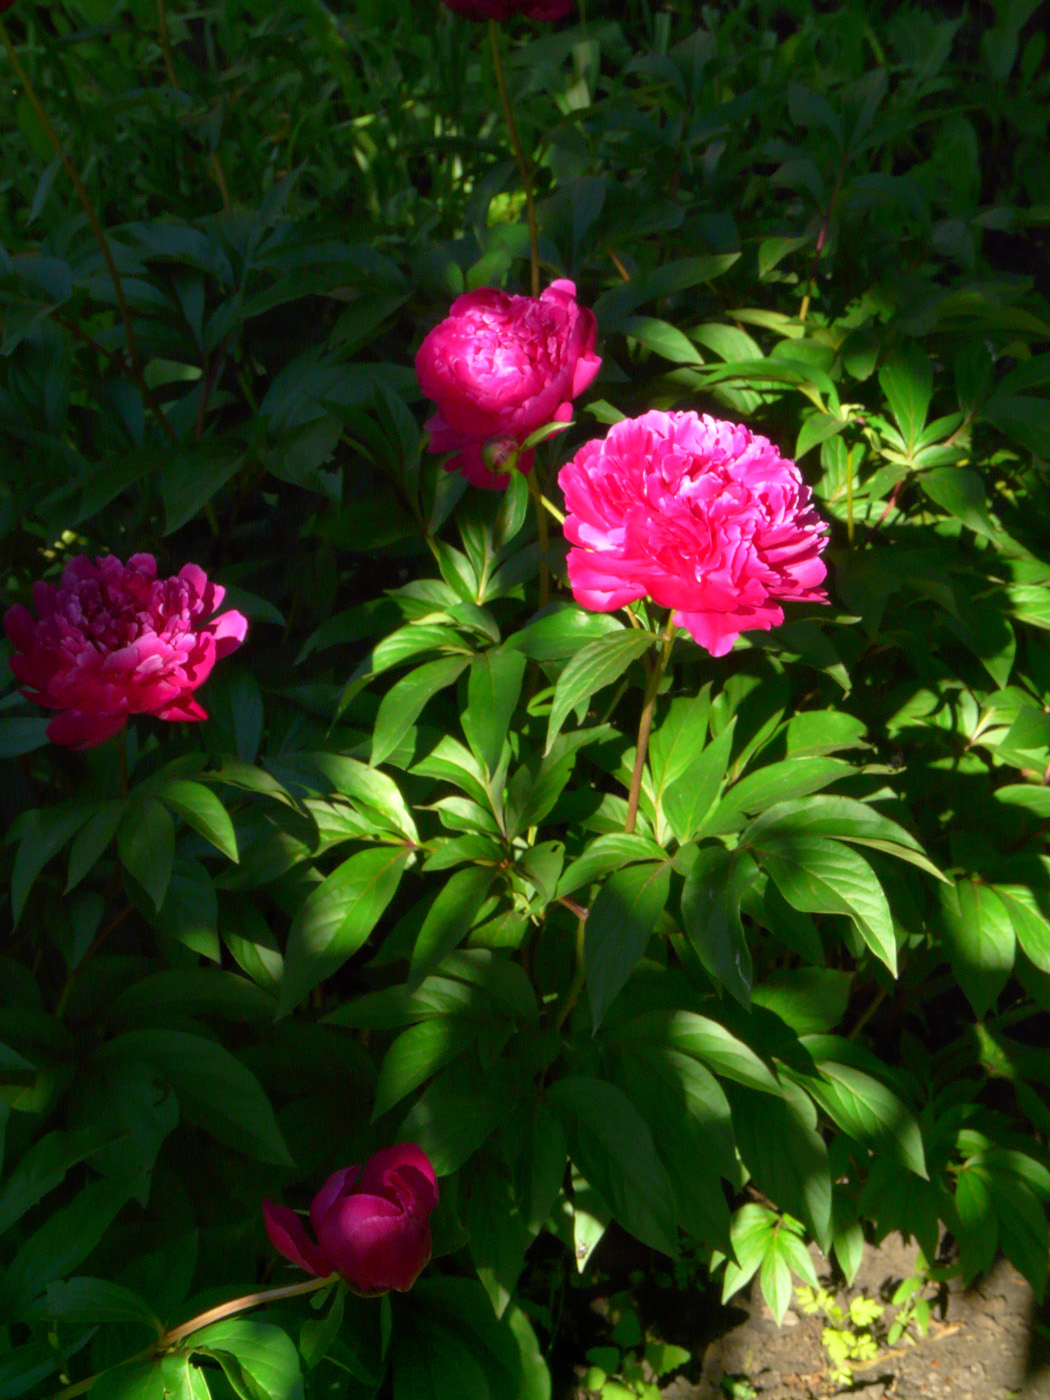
[3,553,248,749]
[416,279,600,490]
[441,0,573,19]
[263,1145,438,1295]
[558,411,829,656]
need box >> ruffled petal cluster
[416,280,600,489]
[441,0,573,19]
[3,553,248,748]
[263,1145,438,1296]
[559,411,828,656]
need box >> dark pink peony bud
[441,0,573,20]
[263,1145,438,1296]
[416,279,600,490]
[558,411,829,656]
[3,554,248,748]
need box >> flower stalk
[624,619,676,835]
[487,19,540,295]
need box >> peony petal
[208,609,249,658]
[311,1166,361,1236]
[317,1194,432,1294]
[356,1144,439,1217]
[154,696,208,722]
[46,709,127,749]
[263,1200,332,1278]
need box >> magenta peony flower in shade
[415,279,600,490]
[263,1145,438,1296]
[3,554,248,749]
[558,411,829,657]
[441,0,573,19]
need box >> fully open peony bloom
[416,279,600,490]
[3,553,248,748]
[441,0,573,19]
[559,411,828,656]
[263,1145,438,1295]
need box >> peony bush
[2,3,1049,1400]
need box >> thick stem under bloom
[488,19,541,296]
[624,620,676,835]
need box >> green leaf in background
[117,797,176,912]
[729,1081,832,1250]
[99,1029,292,1165]
[409,865,497,989]
[462,646,527,776]
[801,1062,927,1176]
[372,655,472,766]
[11,803,93,924]
[0,1125,115,1236]
[545,630,656,754]
[34,1276,161,1331]
[586,861,671,1030]
[280,846,411,1013]
[548,1076,678,1257]
[753,833,898,974]
[680,846,757,1006]
[0,1177,131,1322]
[399,1057,520,1175]
[0,717,50,759]
[939,880,1015,1018]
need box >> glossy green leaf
[545,630,656,754]
[939,880,1015,1018]
[586,861,671,1029]
[117,797,176,912]
[372,655,471,767]
[156,779,238,861]
[409,865,497,989]
[373,1018,479,1119]
[463,646,527,775]
[281,847,411,1013]
[680,846,756,1006]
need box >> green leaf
[11,803,93,924]
[0,1340,57,1399]
[705,756,852,834]
[622,315,703,364]
[409,866,497,990]
[0,1126,114,1236]
[759,1245,794,1325]
[545,631,656,754]
[100,1030,291,1166]
[803,1062,927,1176]
[617,1010,780,1094]
[939,880,1015,1018]
[920,467,996,538]
[464,1168,534,1317]
[507,604,623,663]
[305,753,420,841]
[954,1164,998,1282]
[90,1359,170,1400]
[558,833,666,896]
[548,1076,678,1256]
[371,656,472,767]
[117,797,176,911]
[729,1081,832,1249]
[753,834,898,974]
[878,344,932,450]
[719,1203,777,1302]
[744,795,947,883]
[156,780,238,861]
[399,1057,520,1175]
[615,1047,735,1249]
[993,1175,1049,1300]
[37,1276,160,1330]
[281,847,410,1013]
[0,1177,130,1322]
[0,717,50,759]
[66,800,125,891]
[463,647,528,775]
[751,968,853,1034]
[680,846,756,1006]
[994,883,1050,973]
[662,720,736,843]
[586,862,671,1030]
[191,1319,303,1400]
[373,1019,479,1119]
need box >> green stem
[525,469,550,609]
[488,19,540,296]
[624,619,676,835]
[0,19,176,443]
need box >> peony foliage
[1,2,1049,1400]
